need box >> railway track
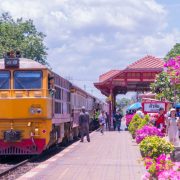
[0,159,29,178]
[0,129,99,180]
[0,139,78,180]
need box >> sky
[0,0,179,100]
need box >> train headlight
[29,107,42,114]
[29,107,36,114]
[35,128,39,136]
[36,108,42,114]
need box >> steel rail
[0,159,29,177]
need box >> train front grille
[0,145,38,155]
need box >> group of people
[78,106,124,142]
[125,105,180,146]
[78,107,108,142]
[155,107,180,146]
[98,109,123,134]
[79,105,180,146]
[134,106,180,146]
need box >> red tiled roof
[99,70,120,82]
[126,55,164,70]
[95,55,164,86]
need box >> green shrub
[137,115,149,130]
[128,114,149,136]
[139,136,174,159]
[128,114,141,136]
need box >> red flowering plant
[151,55,180,102]
[164,56,180,101]
[125,114,134,126]
[142,154,180,180]
[164,56,180,81]
[135,125,164,144]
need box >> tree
[116,97,131,109]
[150,72,175,102]
[164,43,180,61]
[0,12,48,65]
[151,46,180,102]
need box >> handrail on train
[0,89,50,98]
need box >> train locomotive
[0,52,107,155]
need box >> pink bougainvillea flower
[135,125,164,144]
[141,172,151,180]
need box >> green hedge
[128,114,149,136]
[139,136,174,158]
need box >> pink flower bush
[158,169,180,180]
[125,114,134,126]
[143,154,180,179]
[164,56,180,84]
[144,157,154,169]
[135,125,164,144]
[141,172,151,180]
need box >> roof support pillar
[109,87,114,130]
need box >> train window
[55,87,61,99]
[62,103,63,114]
[55,102,61,114]
[61,89,63,100]
[67,92,70,102]
[14,71,42,89]
[0,71,10,89]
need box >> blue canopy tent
[175,103,180,108]
[127,102,142,110]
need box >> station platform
[18,131,145,180]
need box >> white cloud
[0,0,179,99]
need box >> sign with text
[143,102,166,113]
[5,57,19,68]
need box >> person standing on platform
[114,110,123,131]
[136,107,144,119]
[167,108,180,146]
[93,109,100,130]
[176,108,180,118]
[98,110,106,134]
[105,112,110,130]
[113,112,117,130]
[155,107,166,133]
[79,106,90,142]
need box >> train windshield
[14,71,42,89]
[0,71,10,89]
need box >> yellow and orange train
[0,53,108,155]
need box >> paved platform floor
[18,131,145,180]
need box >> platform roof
[94,55,164,96]
[126,55,164,71]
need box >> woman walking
[167,108,180,146]
[98,110,106,134]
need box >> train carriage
[0,52,107,155]
[70,85,96,136]
[52,73,72,144]
[0,56,53,155]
